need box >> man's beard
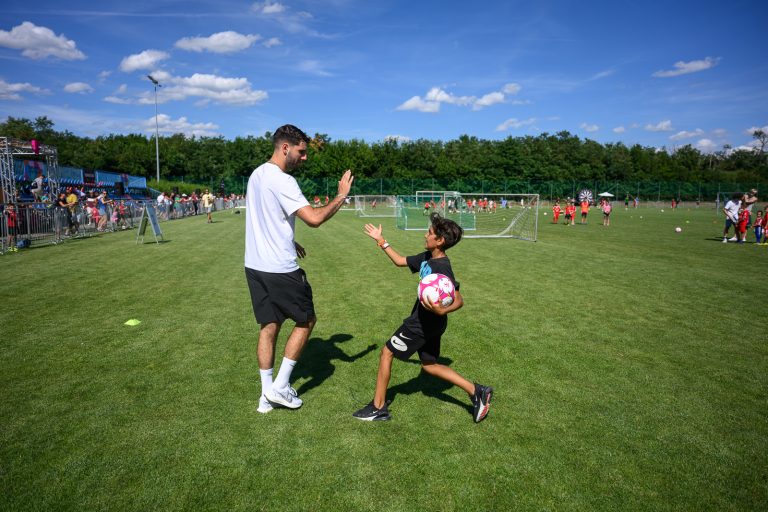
[285,153,303,171]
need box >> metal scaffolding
[0,137,60,205]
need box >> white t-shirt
[724,200,740,222]
[244,162,310,273]
[156,194,164,205]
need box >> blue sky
[0,0,765,153]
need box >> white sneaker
[265,386,302,409]
[257,395,273,414]
[722,237,728,243]
[728,236,738,242]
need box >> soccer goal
[396,191,539,240]
[354,195,398,217]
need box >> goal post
[397,191,539,241]
[354,195,398,217]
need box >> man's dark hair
[273,124,310,147]
[430,212,463,250]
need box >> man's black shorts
[245,267,315,324]
[386,325,440,362]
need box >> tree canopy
[2,116,766,185]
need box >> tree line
[2,116,766,186]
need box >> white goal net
[354,195,398,217]
[397,191,539,241]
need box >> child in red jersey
[552,202,562,224]
[753,210,764,244]
[737,208,749,243]
[565,203,576,225]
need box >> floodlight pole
[147,75,162,185]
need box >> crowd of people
[154,190,243,222]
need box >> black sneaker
[471,384,493,423]
[353,401,391,421]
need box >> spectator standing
[191,192,199,216]
[244,124,353,413]
[580,200,589,224]
[201,189,215,223]
[4,204,17,251]
[65,187,79,235]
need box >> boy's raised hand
[364,223,383,241]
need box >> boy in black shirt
[353,213,493,423]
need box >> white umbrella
[598,192,614,197]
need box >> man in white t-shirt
[245,124,353,413]
[722,193,741,242]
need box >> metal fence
[1,197,244,254]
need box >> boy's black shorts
[245,267,315,325]
[386,324,440,362]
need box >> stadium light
[147,75,162,184]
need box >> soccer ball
[418,273,455,307]
[675,227,682,233]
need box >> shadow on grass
[293,334,376,395]
[387,357,473,416]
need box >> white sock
[259,368,273,398]
[273,357,297,391]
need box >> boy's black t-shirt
[403,251,460,338]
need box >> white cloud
[175,31,261,54]
[0,21,85,60]
[745,125,768,135]
[652,57,720,77]
[613,126,626,133]
[137,73,268,106]
[103,96,132,104]
[398,83,525,113]
[146,70,172,83]
[473,92,505,110]
[263,37,282,48]
[670,128,704,141]
[0,79,48,100]
[645,120,673,132]
[299,60,332,77]
[120,50,170,72]
[64,82,94,94]
[144,114,219,137]
[590,70,614,80]
[496,118,536,131]
[397,95,440,113]
[384,134,411,143]
[580,122,599,133]
[254,1,286,14]
[98,71,111,81]
[712,128,727,137]
[695,139,717,153]
[116,84,128,94]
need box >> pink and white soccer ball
[418,273,455,307]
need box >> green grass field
[1,205,766,511]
